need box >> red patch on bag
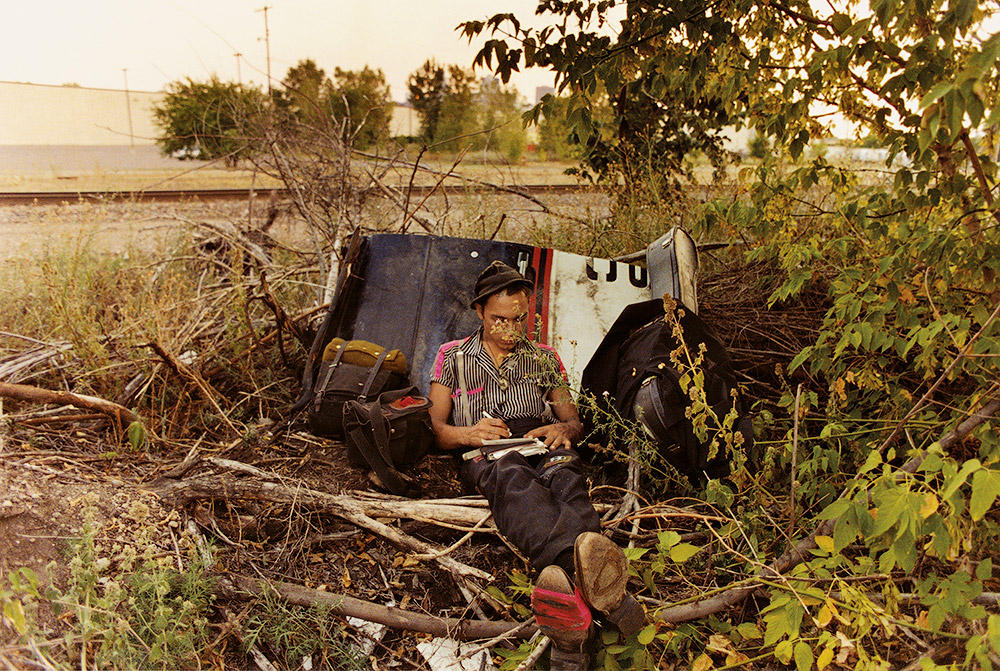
[391,395,424,409]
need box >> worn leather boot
[531,565,592,670]
[573,531,646,638]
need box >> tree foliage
[327,66,393,149]
[407,58,447,143]
[152,77,265,165]
[465,1,1000,668]
[275,60,392,149]
[407,61,528,159]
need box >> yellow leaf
[915,610,929,628]
[815,535,835,553]
[691,653,714,671]
[834,378,847,401]
[920,493,939,519]
[900,287,916,305]
[817,645,835,670]
[707,633,732,653]
[816,603,833,628]
[341,568,351,589]
[725,652,750,665]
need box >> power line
[256,5,272,94]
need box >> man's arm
[428,381,511,451]
[524,385,584,450]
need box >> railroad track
[0,184,602,206]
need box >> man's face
[476,290,529,350]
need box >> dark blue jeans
[463,448,601,574]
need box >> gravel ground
[0,191,614,263]
[0,200,267,262]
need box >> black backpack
[582,299,752,483]
[342,387,434,497]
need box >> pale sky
[2,1,585,102]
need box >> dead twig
[0,381,137,429]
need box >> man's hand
[526,422,576,450]
[465,417,511,446]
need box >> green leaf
[657,531,681,549]
[833,508,859,552]
[637,624,656,645]
[818,499,850,520]
[942,458,982,500]
[126,420,146,451]
[789,346,813,372]
[736,622,762,640]
[2,600,26,634]
[970,469,1000,521]
[669,543,701,563]
[830,13,851,34]
[794,641,815,671]
[920,82,953,108]
[774,640,795,664]
[623,547,649,561]
[978,558,993,581]
[858,449,882,475]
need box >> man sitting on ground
[427,260,644,669]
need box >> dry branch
[220,574,535,641]
[149,469,497,529]
[0,341,72,384]
[0,381,137,428]
[147,467,493,581]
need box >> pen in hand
[482,411,511,437]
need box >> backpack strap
[313,342,350,413]
[358,349,390,402]
[344,397,419,496]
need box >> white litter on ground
[415,637,497,671]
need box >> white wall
[2,80,420,146]
[1,81,161,145]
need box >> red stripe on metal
[529,246,541,339]
[538,248,553,344]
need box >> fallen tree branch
[150,464,499,529]
[147,468,492,581]
[0,381,137,428]
[220,574,535,641]
[653,393,1000,624]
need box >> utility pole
[122,68,134,149]
[234,52,242,84]
[256,5,272,94]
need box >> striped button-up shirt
[431,329,568,427]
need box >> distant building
[389,102,419,138]
[0,80,160,145]
[535,86,555,104]
[1,80,423,145]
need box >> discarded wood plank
[221,575,536,641]
[0,381,138,427]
